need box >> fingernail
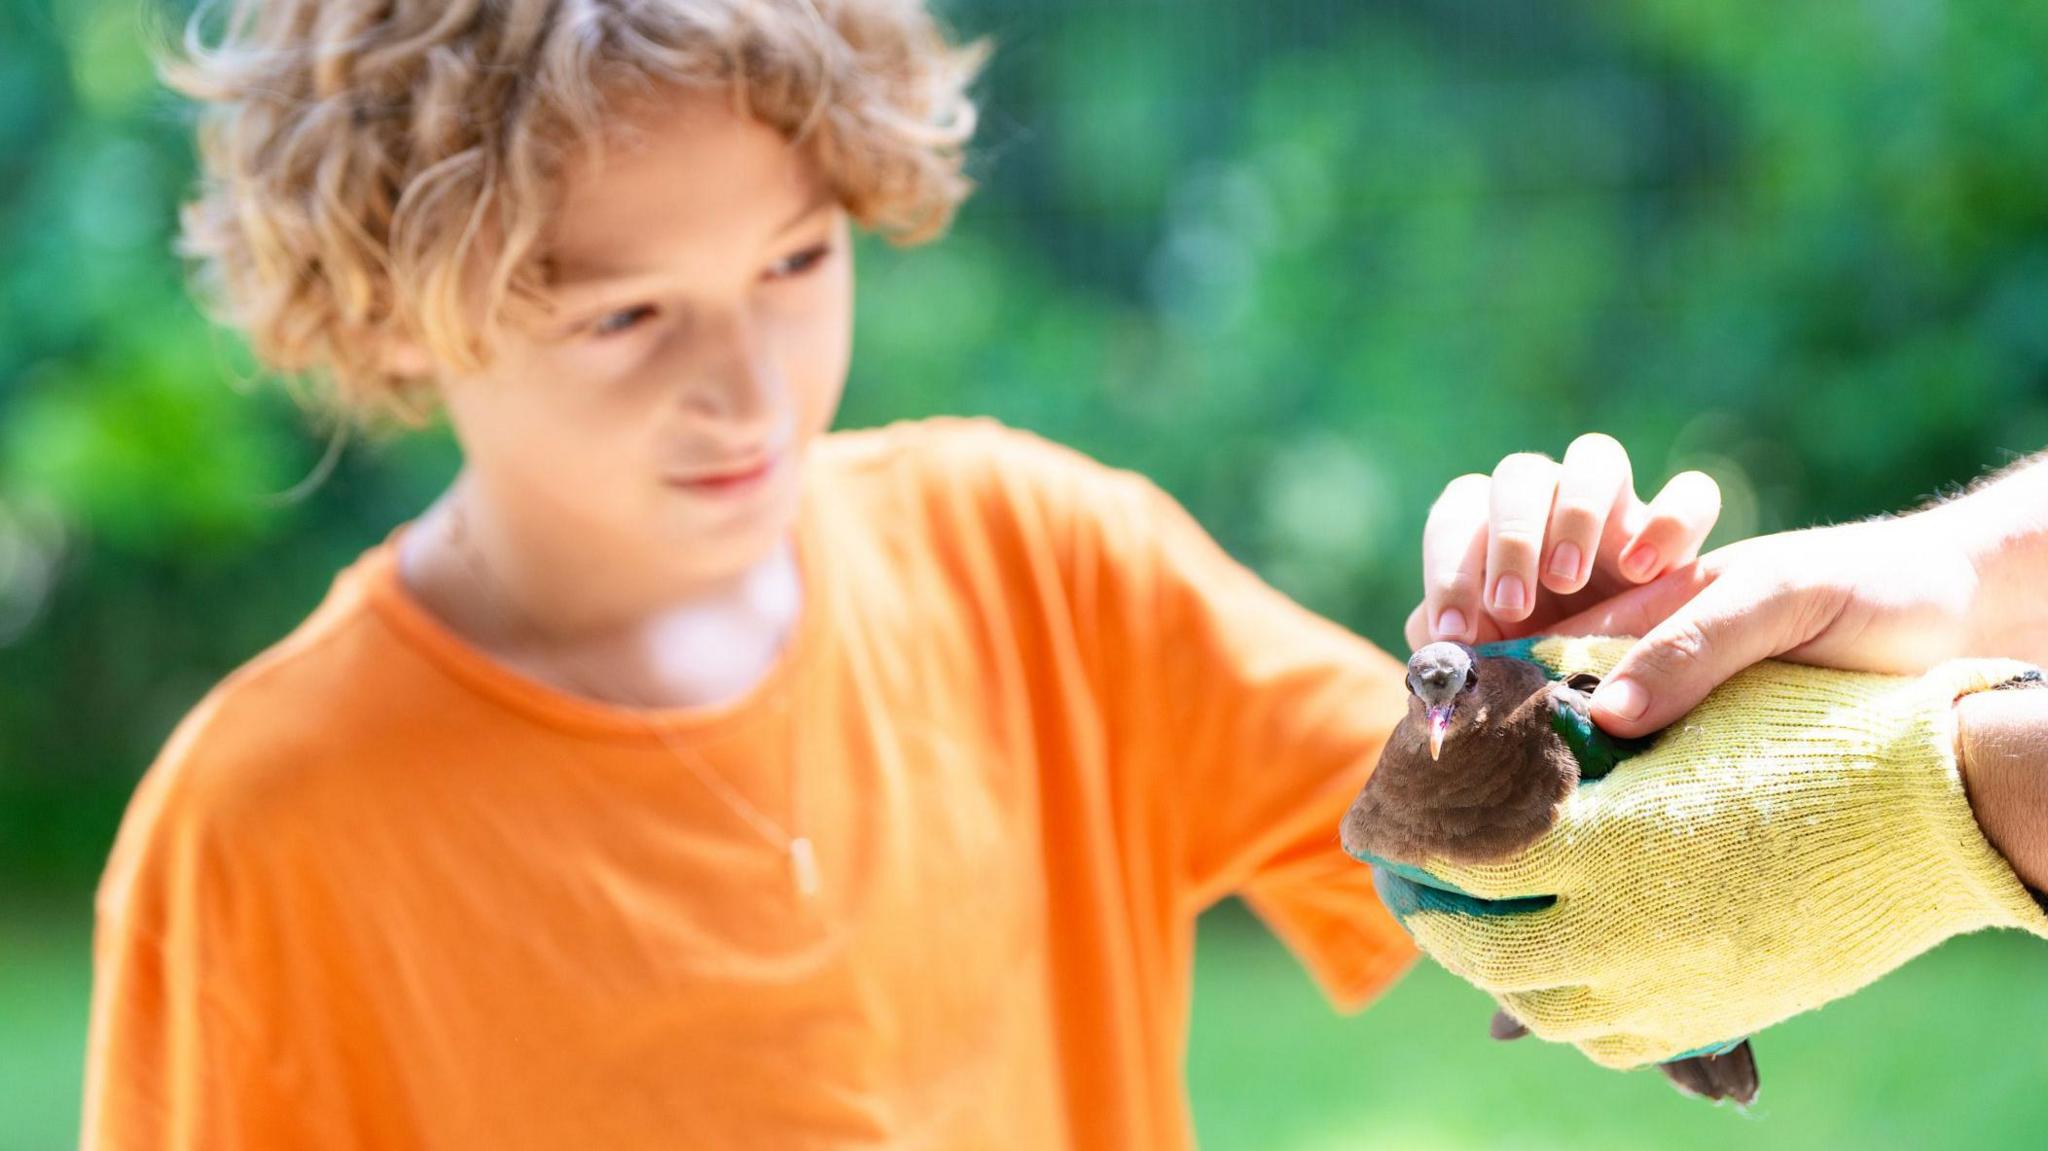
[1595,677,1647,722]
[1435,608,1467,639]
[1547,541,1582,584]
[1621,543,1660,581]
[1492,574,1527,615]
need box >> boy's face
[435,86,853,581]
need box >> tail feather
[1658,1041,1760,1106]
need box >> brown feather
[1341,654,1577,866]
[1658,1042,1761,1106]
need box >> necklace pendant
[789,836,821,899]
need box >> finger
[1615,470,1722,584]
[1588,571,1816,737]
[1407,600,1514,647]
[1421,473,1492,642]
[1542,433,1632,595]
[1484,453,1561,624]
[1471,612,1511,645]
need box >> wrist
[1916,457,2048,662]
[1954,687,2048,897]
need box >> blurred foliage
[4,0,2048,1140]
[8,0,2048,861]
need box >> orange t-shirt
[82,416,1416,1150]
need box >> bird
[1341,640,1760,1106]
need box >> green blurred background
[5,0,2048,1146]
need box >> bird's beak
[1426,705,1453,761]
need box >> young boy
[86,2,1709,1147]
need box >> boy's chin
[651,470,802,557]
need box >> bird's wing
[1544,686,1656,782]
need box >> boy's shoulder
[97,554,433,918]
[817,415,1155,521]
[816,413,1066,469]
[811,417,1179,616]
[154,569,382,778]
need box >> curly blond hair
[167,0,988,426]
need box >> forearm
[1957,686,2048,896]
[1915,453,2048,665]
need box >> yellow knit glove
[1387,635,2048,1070]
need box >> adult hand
[1545,517,1980,737]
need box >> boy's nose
[676,311,785,428]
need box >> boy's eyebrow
[548,189,838,292]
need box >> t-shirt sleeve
[81,722,310,1150]
[968,422,1419,1010]
[83,925,298,1150]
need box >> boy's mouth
[664,451,781,496]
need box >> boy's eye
[766,243,833,281]
[589,305,657,338]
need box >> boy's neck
[395,475,804,712]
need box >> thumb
[1588,575,1807,737]
[1546,561,1717,640]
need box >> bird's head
[1405,641,1477,761]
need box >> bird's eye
[1463,668,1478,691]
[589,305,657,338]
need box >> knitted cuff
[1913,658,2048,939]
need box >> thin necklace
[445,501,821,900]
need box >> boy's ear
[381,336,436,380]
